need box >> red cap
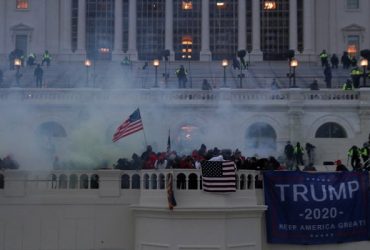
[335,160,342,165]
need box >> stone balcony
[0,169,262,208]
[0,88,369,108]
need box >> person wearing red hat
[335,160,348,171]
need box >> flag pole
[138,107,148,147]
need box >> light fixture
[182,1,193,10]
[222,59,228,67]
[84,59,92,67]
[14,58,22,67]
[290,59,298,68]
[360,58,368,67]
[216,2,225,9]
[153,59,160,67]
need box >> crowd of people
[0,154,19,170]
[318,50,369,90]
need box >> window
[347,35,360,57]
[174,0,201,60]
[346,0,359,9]
[315,122,347,138]
[246,122,277,156]
[137,0,165,60]
[210,0,238,60]
[16,0,29,9]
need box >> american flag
[201,161,236,192]
[112,109,144,142]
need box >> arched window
[188,173,198,190]
[151,174,158,189]
[159,174,165,189]
[90,174,99,189]
[176,124,203,154]
[132,174,141,189]
[176,173,186,190]
[59,174,68,189]
[69,174,78,189]
[80,174,89,189]
[36,121,67,138]
[50,174,57,189]
[240,174,246,190]
[144,174,150,189]
[315,122,347,138]
[121,174,130,189]
[0,174,4,189]
[246,122,277,157]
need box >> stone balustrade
[0,88,369,106]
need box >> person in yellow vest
[294,142,304,169]
[319,50,328,67]
[361,143,369,170]
[351,66,363,88]
[348,145,361,171]
[41,50,52,67]
[342,79,353,90]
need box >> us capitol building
[0,1,370,250]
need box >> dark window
[90,174,99,189]
[210,0,238,60]
[122,0,129,52]
[188,173,198,189]
[137,0,165,60]
[151,174,158,189]
[144,174,149,189]
[246,122,277,156]
[59,174,68,189]
[132,174,141,189]
[297,0,303,53]
[261,0,290,60]
[121,174,130,189]
[176,173,186,189]
[315,122,347,138]
[159,174,165,189]
[0,174,4,189]
[72,0,78,52]
[86,0,115,60]
[80,174,89,189]
[174,0,201,60]
[69,174,78,189]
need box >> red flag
[112,109,143,142]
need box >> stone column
[200,0,211,61]
[251,0,262,61]
[165,0,174,61]
[112,0,124,61]
[237,0,246,51]
[0,0,5,59]
[76,0,86,56]
[127,0,138,60]
[303,0,315,57]
[289,0,298,52]
[59,0,72,60]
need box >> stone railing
[0,88,369,106]
[0,169,260,192]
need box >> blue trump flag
[263,171,370,245]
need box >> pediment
[341,24,365,32]
[10,23,34,32]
